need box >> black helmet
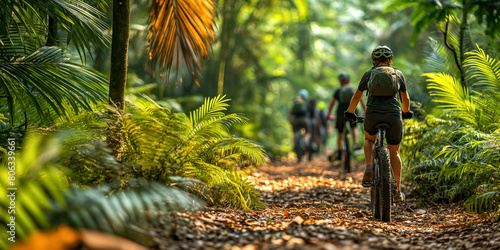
[338,72,350,81]
[371,45,393,60]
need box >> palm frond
[146,0,218,85]
[0,46,108,130]
[464,44,500,94]
[423,37,453,74]
[0,0,111,61]
[423,72,475,114]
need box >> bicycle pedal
[362,183,372,187]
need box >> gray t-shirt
[357,66,407,114]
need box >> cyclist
[317,101,329,148]
[326,73,366,161]
[308,98,323,154]
[289,89,311,163]
[344,45,413,203]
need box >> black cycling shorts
[364,112,403,145]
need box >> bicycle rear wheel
[343,130,351,173]
[378,146,392,222]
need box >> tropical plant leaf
[0,0,111,61]
[464,44,500,95]
[146,0,218,85]
[423,72,475,114]
[0,46,108,131]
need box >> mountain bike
[368,121,396,222]
[294,128,307,163]
[342,118,361,173]
[328,116,361,174]
[347,116,395,222]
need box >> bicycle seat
[375,122,391,130]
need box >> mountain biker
[308,98,323,154]
[344,45,413,203]
[289,89,312,163]
[317,101,329,147]
[326,73,366,161]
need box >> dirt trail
[155,160,500,250]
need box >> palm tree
[0,0,111,132]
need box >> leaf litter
[153,159,500,249]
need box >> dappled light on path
[154,159,500,250]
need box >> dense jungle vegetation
[0,0,499,249]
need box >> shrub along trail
[155,159,500,249]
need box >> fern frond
[464,44,500,94]
[424,72,475,114]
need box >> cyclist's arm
[400,91,410,113]
[347,89,364,113]
[327,98,336,116]
[360,96,367,114]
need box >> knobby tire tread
[379,146,392,222]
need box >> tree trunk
[109,0,130,110]
[107,0,130,160]
[46,16,58,46]
[460,0,468,65]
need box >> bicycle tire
[343,130,351,173]
[371,148,381,219]
[294,131,305,162]
[370,185,380,219]
[378,146,392,222]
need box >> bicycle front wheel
[378,146,392,222]
[343,130,351,173]
[370,184,380,220]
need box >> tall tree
[109,0,131,110]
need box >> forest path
[158,159,500,250]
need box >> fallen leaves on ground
[153,159,500,249]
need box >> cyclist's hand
[344,111,356,120]
[402,111,414,119]
[325,115,334,120]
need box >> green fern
[82,96,266,209]
[0,134,203,249]
[404,45,500,212]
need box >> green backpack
[338,84,356,104]
[367,66,399,97]
[291,99,308,116]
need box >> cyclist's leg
[362,113,380,185]
[351,122,361,150]
[335,118,346,161]
[364,131,377,166]
[385,113,404,202]
[387,144,401,191]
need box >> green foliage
[0,134,202,249]
[117,95,266,209]
[56,96,266,210]
[403,45,500,212]
[0,0,111,61]
[0,0,110,133]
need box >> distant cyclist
[326,73,366,161]
[317,101,328,147]
[344,45,413,203]
[308,98,323,154]
[289,89,311,162]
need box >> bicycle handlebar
[346,116,364,124]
